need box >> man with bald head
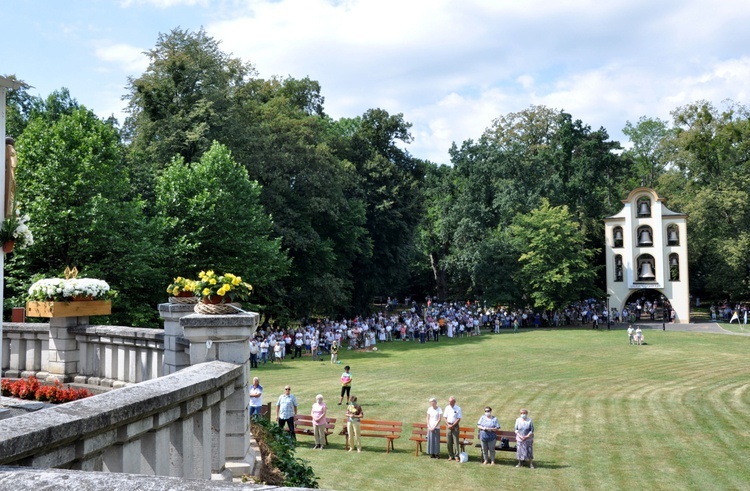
[443,396,463,461]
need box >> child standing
[338,365,352,405]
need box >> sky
[2,0,750,164]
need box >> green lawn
[253,328,750,491]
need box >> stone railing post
[46,316,86,383]
[180,312,258,479]
[158,303,194,375]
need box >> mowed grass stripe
[253,329,750,491]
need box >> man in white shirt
[443,396,463,461]
[249,377,263,419]
[249,339,259,368]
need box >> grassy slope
[253,328,750,491]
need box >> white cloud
[95,43,150,73]
[28,0,750,163]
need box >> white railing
[1,323,49,378]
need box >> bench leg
[415,441,422,456]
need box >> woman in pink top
[311,394,328,449]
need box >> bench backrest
[411,422,474,440]
[358,419,402,435]
[295,414,337,430]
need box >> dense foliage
[3,29,749,326]
[251,417,319,488]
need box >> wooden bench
[294,414,337,445]
[474,429,518,452]
[340,419,402,453]
[409,423,475,456]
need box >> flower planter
[202,295,227,305]
[26,300,112,318]
[2,240,14,253]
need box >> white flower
[29,278,111,301]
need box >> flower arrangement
[166,276,196,297]
[194,270,253,303]
[1,376,93,403]
[28,277,117,302]
[0,202,33,252]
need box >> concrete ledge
[0,361,242,465]
[0,466,318,490]
[69,325,165,342]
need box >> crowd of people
[246,298,652,368]
[246,296,684,470]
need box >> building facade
[605,187,690,323]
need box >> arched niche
[669,253,680,281]
[666,224,679,246]
[614,255,623,282]
[636,254,656,282]
[636,196,651,217]
[636,225,653,247]
[613,226,623,248]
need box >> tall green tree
[10,93,165,326]
[330,109,427,309]
[432,106,626,303]
[622,116,672,188]
[510,199,600,310]
[658,100,750,299]
[154,141,290,310]
[124,27,256,200]
[125,28,370,318]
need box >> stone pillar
[47,316,86,383]
[158,303,194,375]
[180,312,257,479]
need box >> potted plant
[167,277,197,297]
[0,202,33,254]
[26,269,117,318]
[194,270,253,304]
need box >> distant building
[605,187,689,323]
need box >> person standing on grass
[311,336,319,361]
[273,340,283,364]
[636,326,643,345]
[294,335,304,359]
[339,365,352,405]
[477,406,500,465]
[249,339,259,368]
[426,397,442,459]
[443,396,462,462]
[627,325,635,345]
[311,394,328,449]
[276,385,298,442]
[248,377,263,420]
[330,340,339,364]
[346,395,364,452]
[260,338,269,364]
[514,408,534,468]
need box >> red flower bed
[1,376,93,403]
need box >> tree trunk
[429,252,447,301]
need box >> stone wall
[0,361,253,480]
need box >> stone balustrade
[0,361,253,480]
[71,324,165,387]
[0,305,260,485]
[1,323,49,379]
[2,319,189,386]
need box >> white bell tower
[605,187,690,324]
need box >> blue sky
[3,0,750,164]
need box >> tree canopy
[4,28,750,326]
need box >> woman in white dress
[426,398,442,458]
